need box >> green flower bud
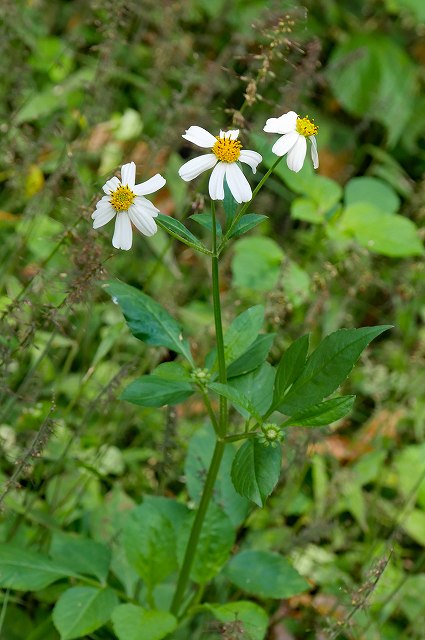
[258,423,283,447]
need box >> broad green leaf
[52,587,118,640]
[209,382,263,422]
[185,425,249,527]
[0,545,78,591]
[227,333,275,378]
[223,180,238,225]
[50,533,111,584]
[291,197,322,223]
[232,237,284,291]
[112,604,177,640]
[339,204,423,257]
[104,280,193,364]
[142,496,189,536]
[123,501,178,589]
[344,177,400,214]
[277,326,391,415]
[121,375,194,407]
[225,550,309,598]
[228,213,268,239]
[177,504,235,583]
[231,439,281,507]
[204,601,269,640]
[273,334,310,405]
[156,214,210,255]
[282,395,356,426]
[281,261,311,307]
[152,360,193,382]
[190,212,222,236]
[223,305,265,365]
[231,362,275,419]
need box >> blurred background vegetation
[0,0,424,638]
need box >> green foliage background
[0,0,424,638]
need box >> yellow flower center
[296,115,318,137]
[109,185,136,212]
[212,136,242,163]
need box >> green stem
[224,431,257,443]
[218,155,283,253]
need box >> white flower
[178,126,262,203]
[263,111,319,173]
[92,162,166,250]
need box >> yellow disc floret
[212,136,242,163]
[109,185,136,212]
[296,115,318,137]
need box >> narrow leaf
[112,604,177,640]
[208,382,263,422]
[104,280,193,364]
[156,214,211,255]
[227,333,275,378]
[52,587,118,640]
[223,180,238,225]
[273,334,309,404]
[231,440,282,507]
[283,395,356,426]
[228,213,268,239]
[121,376,193,407]
[224,305,265,365]
[190,212,222,236]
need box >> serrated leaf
[225,550,309,598]
[112,604,177,640]
[231,440,281,507]
[121,376,193,407]
[227,333,275,378]
[104,280,193,364]
[156,214,210,255]
[283,395,356,426]
[231,362,275,419]
[50,533,111,584]
[208,382,263,422]
[228,213,268,239]
[190,212,222,236]
[273,334,309,405]
[209,305,265,370]
[276,326,391,415]
[0,545,78,591]
[52,587,118,640]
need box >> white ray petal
[133,173,166,195]
[102,176,120,194]
[228,129,239,140]
[239,150,262,174]
[178,154,217,181]
[134,196,159,216]
[271,131,299,157]
[309,136,319,169]
[208,162,226,200]
[92,204,116,228]
[264,111,298,134]
[182,126,217,148]
[225,163,252,203]
[286,136,307,173]
[128,204,158,237]
[92,196,112,218]
[112,211,133,250]
[120,162,136,188]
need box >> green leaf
[156,214,210,255]
[283,395,356,426]
[0,545,78,591]
[123,501,178,590]
[121,375,193,407]
[204,601,269,640]
[273,334,310,405]
[291,197,323,224]
[208,382,263,422]
[231,362,275,419]
[223,305,265,364]
[339,204,424,257]
[185,425,249,527]
[190,212,222,236]
[225,550,309,598]
[104,280,193,363]
[223,180,238,225]
[227,333,275,378]
[228,213,268,239]
[232,237,284,291]
[177,504,235,583]
[52,587,118,640]
[277,326,391,414]
[50,533,111,584]
[152,360,193,382]
[112,604,177,640]
[344,177,400,214]
[231,439,282,507]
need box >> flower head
[92,162,166,250]
[258,423,284,448]
[263,111,319,173]
[178,126,262,203]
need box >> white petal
[120,162,136,188]
[102,176,120,194]
[133,173,166,195]
[92,196,112,218]
[112,212,133,250]
[286,136,307,173]
[134,196,159,216]
[271,131,299,157]
[228,129,239,140]
[128,204,158,237]
[263,111,298,134]
[92,204,116,228]
[208,162,226,200]
[182,126,217,148]
[310,136,319,169]
[225,163,252,203]
[239,150,262,174]
[178,154,217,181]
